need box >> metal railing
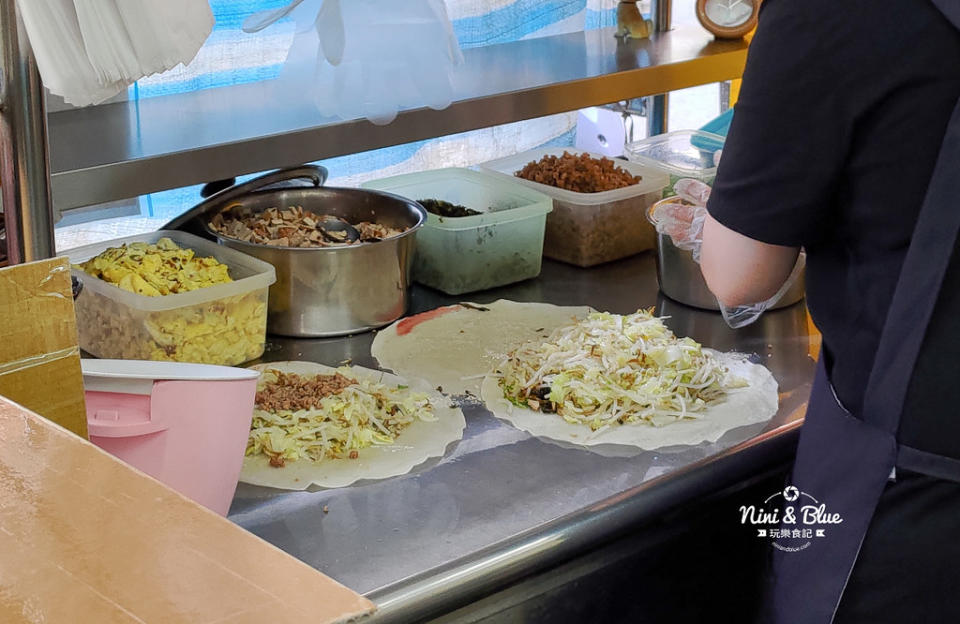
[0,0,55,265]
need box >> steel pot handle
[163,165,328,231]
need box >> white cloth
[17,0,213,107]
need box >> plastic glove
[270,0,463,125]
[242,0,307,33]
[651,178,805,328]
[650,200,707,260]
[649,178,713,262]
[719,252,806,328]
[315,0,345,66]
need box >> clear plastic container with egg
[66,231,276,366]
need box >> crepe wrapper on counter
[372,299,595,397]
[241,361,466,491]
[481,349,779,450]
[374,300,780,451]
[0,257,87,437]
[0,396,375,623]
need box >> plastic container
[698,108,734,138]
[481,148,669,267]
[363,168,552,295]
[625,130,726,197]
[66,230,276,366]
[82,359,259,515]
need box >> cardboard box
[0,396,375,623]
[0,257,87,437]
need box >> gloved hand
[650,178,804,328]
[649,178,712,262]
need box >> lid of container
[82,359,260,382]
[625,130,725,177]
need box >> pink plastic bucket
[82,360,259,515]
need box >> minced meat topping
[255,370,357,412]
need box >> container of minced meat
[66,230,276,366]
[363,168,552,295]
[624,130,725,198]
[481,148,669,267]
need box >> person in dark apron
[699,0,960,621]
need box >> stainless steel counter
[228,253,816,622]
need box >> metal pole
[645,0,671,137]
[653,0,671,32]
[0,0,56,265]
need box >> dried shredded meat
[516,151,642,193]
[255,370,358,412]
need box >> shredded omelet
[76,237,232,296]
[74,237,267,366]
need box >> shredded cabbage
[495,310,745,431]
[247,368,437,465]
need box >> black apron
[768,2,960,620]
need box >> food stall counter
[228,252,817,622]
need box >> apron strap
[897,444,960,483]
[931,0,960,31]
[861,93,960,434]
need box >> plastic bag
[17,0,124,106]
[73,0,141,86]
[259,0,463,125]
[17,0,213,107]
[112,1,214,76]
[651,178,804,328]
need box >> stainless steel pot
[647,199,805,311]
[165,166,427,337]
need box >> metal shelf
[48,25,747,212]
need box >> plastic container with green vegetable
[363,168,552,295]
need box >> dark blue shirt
[707,0,960,447]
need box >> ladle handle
[164,165,328,231]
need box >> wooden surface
[0,396,375,623]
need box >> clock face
[703,0,755,28]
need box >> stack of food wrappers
[17,0,214,106]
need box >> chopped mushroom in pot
[209,206,408,248]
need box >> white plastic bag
[258,0,463,125]
[16,0,213,107]
[112,0,214,76]
[17,0,125,106]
